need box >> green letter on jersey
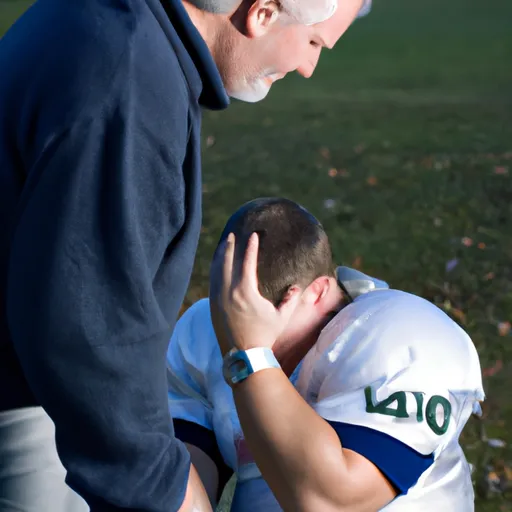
[426,395,452,435]
[364,386,409,418]
[364,387,452,436]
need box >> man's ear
[246,0,281,38]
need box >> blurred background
[2,0,511,509]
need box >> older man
[0,0,370,511]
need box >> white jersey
[297,289,484,511]
[167,291,483,511]
[167,298,294,511]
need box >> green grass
[3,1,512,510]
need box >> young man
[206,199,484,511]
[168,197,388,509]
[0,0,371,510]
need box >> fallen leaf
[451,308,466,323]
[320,147,331,159]
[421,156,433,169]
[488,471,500,483]
[478,242,486,249]
[488,439,507,449]
[366,176,378,186]
[484,272,495,281]
[483,359,503,377]
[498,322,511,336]
[205,135,215,148]
[323,199,336,210]
[352,256,362,269]
[445,258,459,272]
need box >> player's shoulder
[168,298,220,365]
[320,288,474,355]
[178,297,212,323]
[300,289,482,394]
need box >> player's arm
[167,306,234,505]
[231,369,396,512]
[173,418,228,506]
[185,441,219,503]
[209,234,393,511]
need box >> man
[208,208,484,510]
[0,0,371,511]
[167,197,346,509]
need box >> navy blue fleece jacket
[0,0,228,509]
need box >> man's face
[224,0,365,102]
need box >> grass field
[2,0,512,510]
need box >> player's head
[211,197,344,363]
[183,0,369,102]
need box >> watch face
[221,357,250,385]
[231,360,247,373]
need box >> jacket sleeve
[6,105,192,511]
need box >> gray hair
[187,0,339,24]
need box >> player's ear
[301,277,328,305]
[303,276,343,311]
[245,0,281,38]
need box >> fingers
[242,232,260,293]
[222,233,236,298]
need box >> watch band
[222,347,280,387]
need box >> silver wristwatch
[222,347,280,387]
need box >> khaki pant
[0,407,89,512]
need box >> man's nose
[296,48,321,78]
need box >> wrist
[222,347,281,388]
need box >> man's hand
[209,232,301,355]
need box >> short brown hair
[217,198,335,307]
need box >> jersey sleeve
[299,291,484,494]
[166,299,219,431]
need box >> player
[167,197,348,509]
[170,197,484,510]
[210,220,485,511]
